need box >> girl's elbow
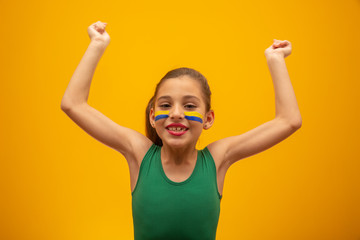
[291,117,302,129]
[61,98,75,111]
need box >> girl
[61,21,302,240]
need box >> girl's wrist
[265,52,284,62]
[89,40,108,51]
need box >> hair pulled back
[145,67,212,146]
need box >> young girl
[61,21,302,240]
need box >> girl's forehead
[157,77,203,97]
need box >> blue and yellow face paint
[154,110,203,123]
[184,111,203,123]
[154,110,170,121]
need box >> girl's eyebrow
[157,95,200,102]
[157,96,171,101]
[183,95,201,102]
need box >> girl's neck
[161,143,197,165]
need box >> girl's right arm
[61,21,153,165]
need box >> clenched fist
[87,21,110,48]
[264,39,292,59]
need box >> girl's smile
[167,129,188,136]
[166,123,189,136]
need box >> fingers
[273,39,290,47]
[92,21,108,32]
[273,39,282,46]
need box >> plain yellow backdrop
[1,0,359,239]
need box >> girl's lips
[166,128,188,136]
[166,123,188,129]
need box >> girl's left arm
[207,39,302,170]
[266,39,302,125]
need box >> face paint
[154,110,203,123]
[155,110,169,121]
[184,111,203,123]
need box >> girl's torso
[130,143,223,240]
[127,142,227,198]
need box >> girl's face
[150,76,214,149]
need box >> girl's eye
[185,104,196,109]
[160,104,171,108]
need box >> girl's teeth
[168,127,186,131]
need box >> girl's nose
[169,105,184,120]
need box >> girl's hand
[87,21,110,48]
[264,39,292,59]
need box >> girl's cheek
[184,111,203,124]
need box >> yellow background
[1,0,359,239]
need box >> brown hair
[145,67,212,146]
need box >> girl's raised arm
[207,39,302,171]
[61,21,152,166]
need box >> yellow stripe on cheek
[184,111,203,118]
[155,110,170,117]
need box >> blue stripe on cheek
[155,115,169,121]
[185,116,203,123]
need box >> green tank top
[132,144,222,240]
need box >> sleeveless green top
[132,144,222,240]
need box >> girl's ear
[149,107,155,127]
[203,110,214,130]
